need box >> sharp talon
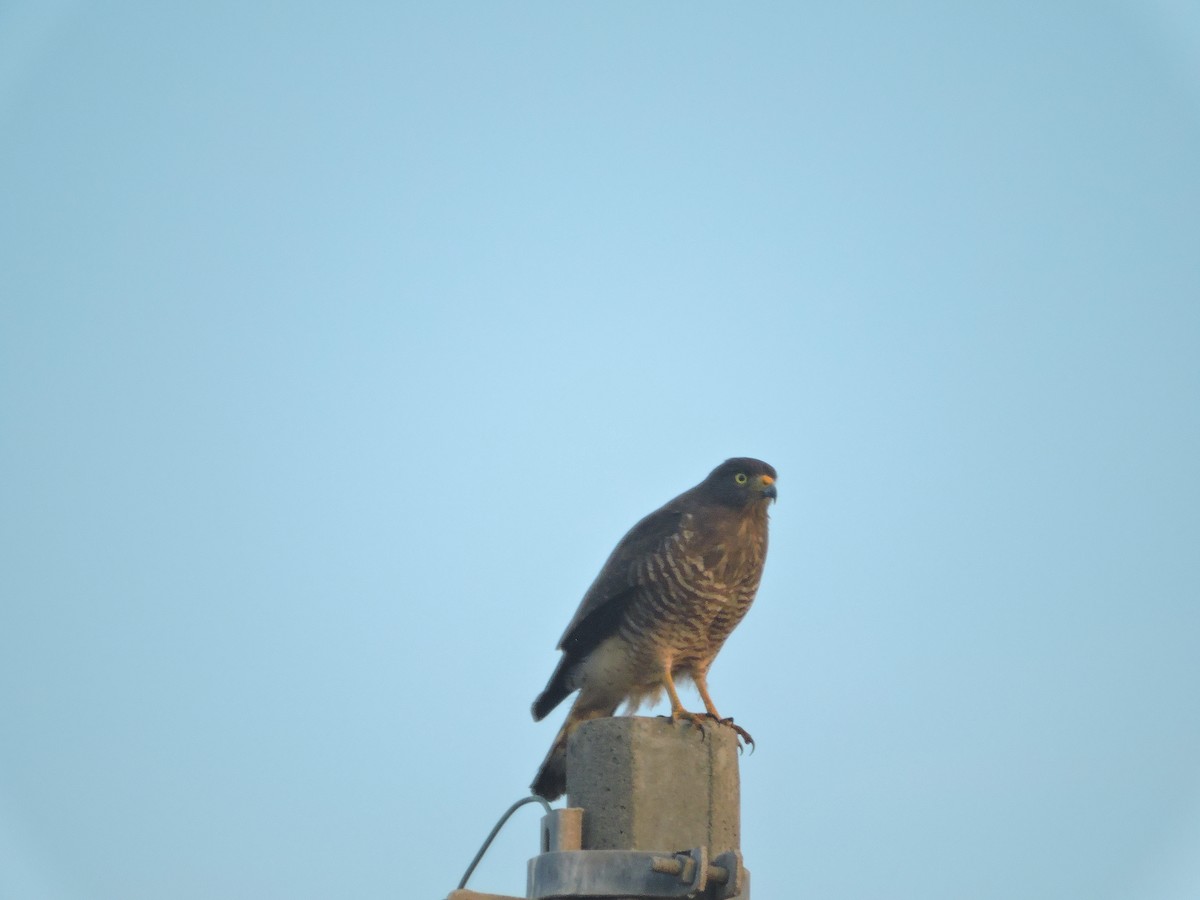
[670,710,712,741]
[716,717,755,751]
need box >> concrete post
[522,715,748,899]
[566,716,742,858]
[457,717,751,899]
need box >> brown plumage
[530,457,776,801]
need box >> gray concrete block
[565,716,741,856]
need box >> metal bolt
[650,855,730,885]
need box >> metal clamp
[528,846,747,899]
[649,849,744,899]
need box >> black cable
[457,794,554,891]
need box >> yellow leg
[693,669,722,719]
[661,663,693,719]
[694,668,754,749]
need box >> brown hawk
[530,457,776,800]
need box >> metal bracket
[528,846,748,899]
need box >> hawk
[530,457,777,801]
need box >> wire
[457,794,554,891]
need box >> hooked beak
[758,474,777,500]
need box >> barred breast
[618,510,768,680]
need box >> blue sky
[2,3,1199,898]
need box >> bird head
[702,457,777,508]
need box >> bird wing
[555,502,685,657]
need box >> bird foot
[664,711,754,752]
[707,715,755,753]
[666,709,713,740]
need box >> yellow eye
[734,473,748,485]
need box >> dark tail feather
[530,723,569,801]
[532,655,573,721]
[532,687,625,800]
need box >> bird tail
[531,696,618,801]
[531,654,574,721]
[530,720,571,801]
